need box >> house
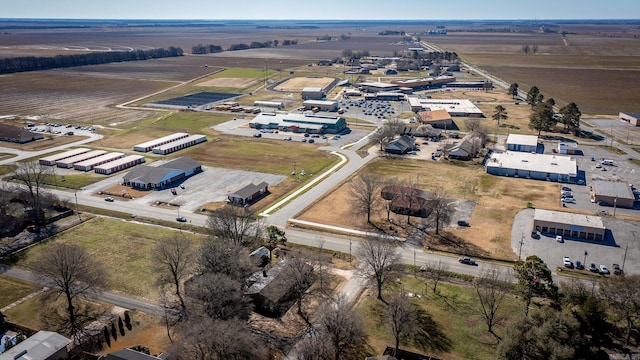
[448,133,483,160]
[506,134,538,153]
[250,246,270,266]
[123,157,202,190]
[385,135,415,155]
[102,348,163,360]
[0,123,44,143]
[227,182,269,206]
[381,185,430,217]
[416,109,453,129]
[0,331,71,360]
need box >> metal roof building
[56,150,107,168]
[94,155,146,175]
[151,134,206,155]
[592,180,635,208]
[0,331,71,360]
[250,113,347,134]
[39,148,91,166]
[533,209,605,241]
[408,98,484,117]
[123,156,202,190]
[73,152,124,172]
[485,151,578,183]
[506,134,538,153]
[133,133,188,152]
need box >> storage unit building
[56,150,107,168]
[506,134,538,153]
[485,151,578,183]
[151,134,207,155]
[133,133,189,152]
[592,180,635,208]
[533,209,605,241]
[39,148,91,166]
[73,152,124,172]
[94,155,145,175]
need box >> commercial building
[408,98,484,117]
[133,133,189,153]
[356,81,399,93]
[506,134,538,153]
[592,180,636,208]
[301,87,325,100]
[227,181,269,206]
[303,100,339,112]
[416,109,453,129]
[363,92,406,101]
[619,112,640,126]
[485,151,578,183]
[385,135,415,154]
[0,331,71,360]
[73,152,124,172]
[56,150,107,168]
[151,134,207,155]
[250,113,347,134]
[558,142,582,155]
[39,148,90,166]
[533,209,605,241]
[94,155,146,175]
[390,75,455,90]
[123,156,202,190]
[0,123,43,143]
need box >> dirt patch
[101,185,151,199]
[274,77,334,92]
[96,311,171,357]
[197,77,258,88]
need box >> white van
[602,159,614,166]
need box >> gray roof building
[0,123,44,144]
[228,181,269,206]
[385,135,415,154]
[0,331,71,360]
[123,157,202,190]
[592,180,635,208]
[103,348,164,360]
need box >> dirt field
[274,76,335,92]
[197,77,258,88]
[298,157,567,260]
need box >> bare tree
[385,117,405,137]
[153,234,195,319]
[349,172,382,224]
[473,267,510,339]
[315,237,330,293]
[386,293,418,356]
[281,252,316,323]
[206,206,264,246]
[167,316,266,360]
[198,240,257,281]
[356,234,400,302]
[370,125,395,151]
[382,178,400,222]
[186,272,252,321]
[464,118,482,132]
[424,260,449,294]
[317,295,368,360]
[32,243,106,342]
[600,274,640,345]
[12,161,53,230]
[426,192,454,235]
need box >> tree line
[191,39,298,54]
[0,46,183,74]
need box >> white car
[556,235,564,243]
[599,265,610,274]
[562,198,576,203]
[563,257,573,268]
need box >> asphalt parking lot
[513,208,640,276]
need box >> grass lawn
[210,68,275,79]
[0,164,17,176]
[17,217,206,301]
[0,276,37,308]
[359,275,522,360]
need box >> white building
[301,87,325,100]
[73,152,124,172]
[485,151,578,183]
[133,133,189,152]
[303,100,339,111]
[39,148,90,166]
[506,134,538,153]
[407,98,484,117]
[94,155,145,175]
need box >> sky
[3,0,639,20]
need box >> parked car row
[563,256,622,275]
[560,186,576,205]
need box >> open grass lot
[0,164,18,176]
[17,217,206,300]
[359,275,522,360]
[427,29,640,116]
[0,276,37,308]
[299,157,565,259]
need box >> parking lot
[513,208,640,276]
[27,122,99,137]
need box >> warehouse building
[94,155,145,175]
[56,150,107,168]
[73,152,124,172]
[133,133,189,152]
[485,151,578,183]
[356,81,399,93]
[250,113,347,134]
[152,134,207,155]
[533,209,605,241]
[592,180,636,208]
[506,134,538,153]
[407,98,484,117]
[619,112,640,126]
[301,87,325,100]
[390,75,455,90]
[363,92,406,101]
[303,100,339,112]
[253,101,284,110]
[558,142,582,155]
[39,148,90,166]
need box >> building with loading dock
[591,180,636,208]
[533,209,605,241]
[485,151,578,184]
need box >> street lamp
[583,250,588,266]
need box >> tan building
[592,180,635,208]
[619,112,640,126]
[417,109,453,129]
[533,209,605,241]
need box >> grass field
[359,274,522,360]
[0,164,18,176]
[0,276,37,308]
[17,217,206,300]
[299,156,566,259]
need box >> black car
[613,264,623,275]
[457,220,470,227]
[176,216,187,222]
[589,263,599,273]
[458,257,476,265]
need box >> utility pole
[622,243,629,271]
[74,190,81,222]
[413,249,416,267]
[349,237,352,264]
[518,233,524,261]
